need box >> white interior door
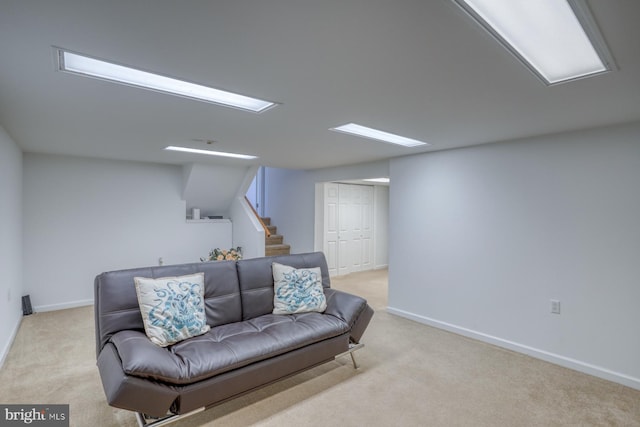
[323,183,375,276]
[323,183,339,276]
[347,184,363,273]
[360,185,374,271]
[338,184,351,276]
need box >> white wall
[263,168,313,254]
[0,126,23,367]
[230,165,265,260]
[23,154,232,311]
[388,121,640,389]
[230,196,265,260]
[182,163,250,218]
[264,160,389,254]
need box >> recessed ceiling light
[56,48,277,112]
[330,123,428,147]
[364,178,390,183]
[164,146,257,160]
[452,0,614,85]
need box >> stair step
[266,234,284,245]
[265,244,291,256]
[261,217,271,226]
[266,225,277,235]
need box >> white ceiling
[1,0,639,170]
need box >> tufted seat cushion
[110,312,350,385]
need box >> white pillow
[272,262,327,315]
[134,272,210,347]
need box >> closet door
[338,184,352,275]
[324,183,339,276]
[360,185,374,271]
[323,183,374,276]
[347,184,373,273]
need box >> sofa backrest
[94,260,241,356]
[94,252,331,355]
[236,252,331,320]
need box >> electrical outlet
[550,299,561,314]
[158,257,164,266]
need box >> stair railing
[244,196,271,237]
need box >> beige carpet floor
[1,269,639,426]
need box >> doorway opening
[314,182,389,277]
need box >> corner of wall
[0,317,22,369]
[0,125,23,368]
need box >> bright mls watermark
[1,405,68,426]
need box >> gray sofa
[94,252,373,426]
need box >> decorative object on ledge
[201,247,242,262]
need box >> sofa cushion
[134,273,210,347]
[272,263,327,314]
[111,312,350,385]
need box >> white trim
[34,298,94,313]
[387,306,640,391]
[0,316,22,369]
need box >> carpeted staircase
[263,217,291,256]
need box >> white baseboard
[387,306,640,391]
[34,298,94,313]
[0,315,22,369]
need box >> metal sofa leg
[337,342,365,369]
[350,351,359,369]
[136,407,204,427]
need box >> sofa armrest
[97,341,179,417]
[324,288,374,344]
[110,330,184,382]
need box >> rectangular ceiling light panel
[453,0,613,84]
[164,146,257,160]
[57,49,276,112]
[331,123,428,147]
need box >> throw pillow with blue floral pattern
[272,263,327,314]
[134,272,210,347]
